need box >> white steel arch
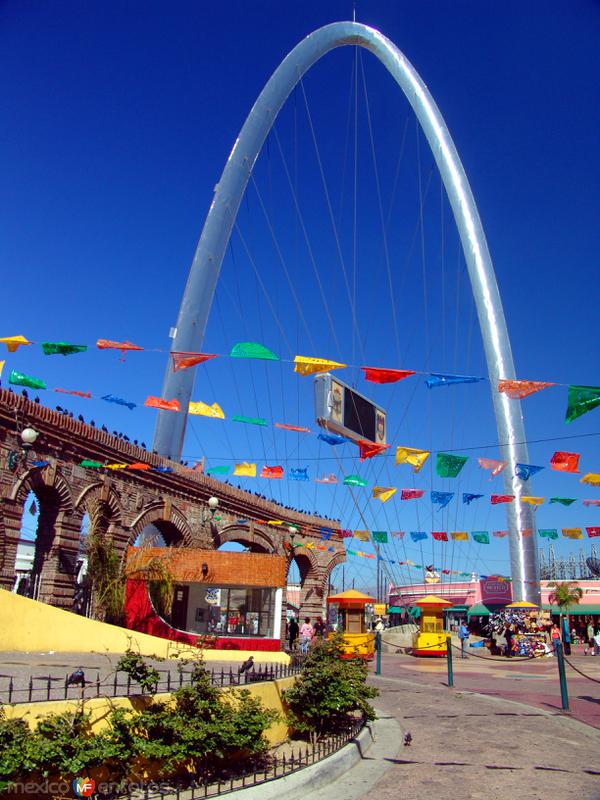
[153,21,539,601]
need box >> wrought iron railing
[111,716,366,800]
[0,657,307,705]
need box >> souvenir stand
[327,589,376,660]
[503,600,547,657]
[412,595,452,656]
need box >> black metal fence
[0,658,306,705]
[106,716,366,800]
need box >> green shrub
[0,656,279,792]
[283,634,378,740]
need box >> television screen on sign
[313,374,387,445]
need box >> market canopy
[414,594,453,607]
[468,603,491,617]
[543,604,600,615]
[327,589,376,605]
[505,600,539,609]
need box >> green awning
[468,603,491,617]
[388,606,421,618]
[543,604,600,615]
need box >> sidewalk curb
[223,720,380,800]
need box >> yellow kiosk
[327,589,376,660]
[412,595,452,656]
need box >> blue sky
[2,1,599,590]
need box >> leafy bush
[0,657,278,792]
[116,650,161,694]
[283,634,378,740]
[0,712,34,790]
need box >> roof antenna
[353,0,356,22]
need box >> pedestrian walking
[458,621,470,659]
[550,623,561,655]
[584,621,594,655]
[503,624,514,658]
[314,616,326,638]
[288,616,299,651]
[299,617,314,654]
[594,628,600,657]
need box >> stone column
[0,498,23,591]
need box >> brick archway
[1,465,77,605]
[215,523,277,554]
[129,502,193,548]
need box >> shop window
[195,586,276,637]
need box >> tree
[283,634,377,743]
[548,580,583,637]
[85,533,174,625]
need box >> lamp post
[286,526,300,553]
[8,427,39,472]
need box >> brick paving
[327,648,600,800]
[373,644,600,729]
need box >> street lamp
[208,496,219,513]
[8,427,39,472]
[201,497,220,533]
[286,525,300,553]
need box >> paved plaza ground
[1,646,599,798]
[319,649,600,800]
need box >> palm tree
[547,581,583,640]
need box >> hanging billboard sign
[314,374,387,446]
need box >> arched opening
[215,525,275,554]
[286,552,313,622]
[217,541,247,553]
[17,482,63,603]
[134,521,184,548]
[72,512,91,616]
[14,490,38,597]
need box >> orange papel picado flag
[171,352,217,372]
[497,379,555,399]
[562,528,583,540]
[145,396,180,412]
[372,487,397,503]
[234,462,256,477]
[358,440,389,461]
[550,451,580,473]
[294,355,346,376]
[395,446,430,473]
[188,401,225,419]
[97,339,143,360]
[261,465,284,479]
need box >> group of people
[287,615,327,653]
[482,611,600,658]
[583,621,600,655]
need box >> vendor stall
[327,589,376,660]
[486,600,549,657]
[412,595,452,656]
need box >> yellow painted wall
[0,589,289,664]
[2,677,295,746]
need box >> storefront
[124,547,287,651]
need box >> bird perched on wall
[66,668,86,687]
[404,732,412,747]
[238,656,255,675]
